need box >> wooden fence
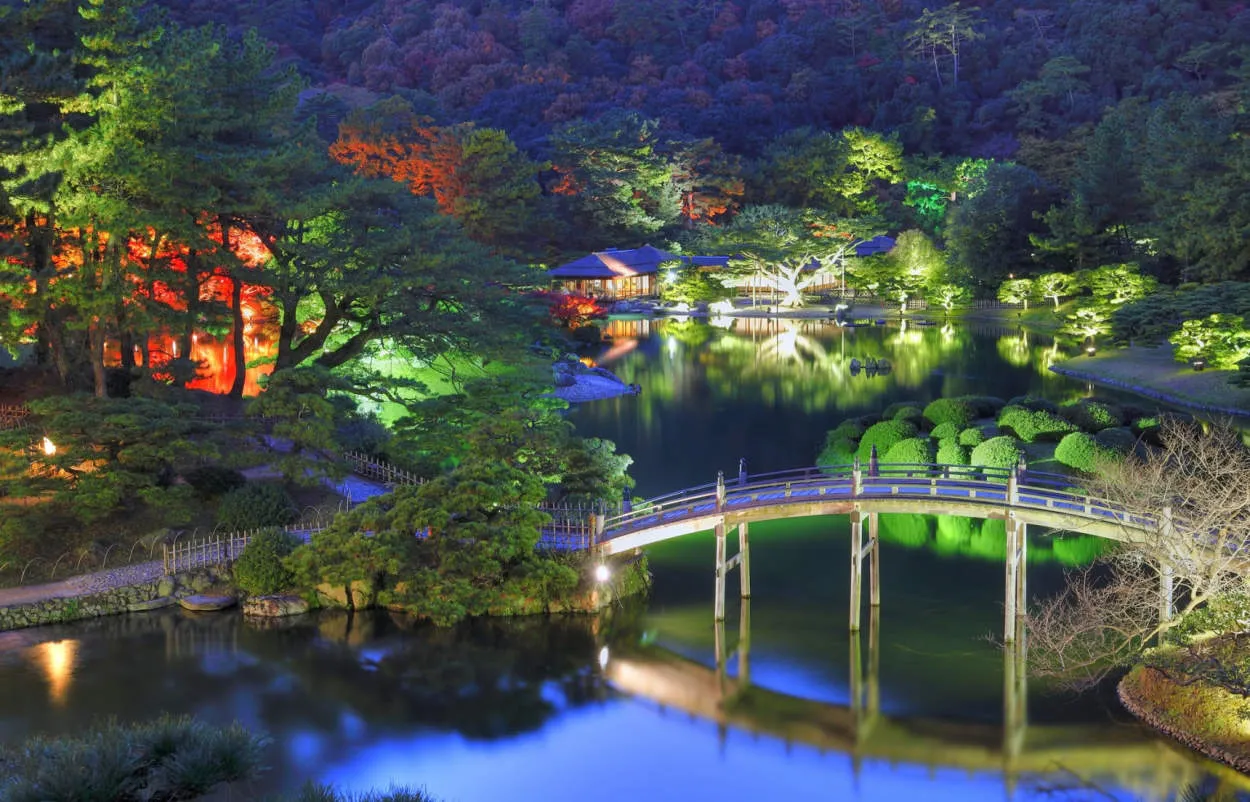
[162,525,318,575]
[0,404,30,431]
[341,452,424,486]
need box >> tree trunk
[89,323,107,398]
[229,272,246,398]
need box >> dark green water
[1,318,1245,801]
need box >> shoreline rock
[179,594,237,612]
[243,593,310,618]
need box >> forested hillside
[151,0,1250,284]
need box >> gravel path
[0,467,390,611]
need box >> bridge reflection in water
[603,600,1250,801]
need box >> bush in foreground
[0,716,266,802]
[233,528,302,596]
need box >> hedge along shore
[0,566,231,632]
[1119,665,1250,775]
[1049,365,1250,418]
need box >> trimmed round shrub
[958,427,986,447]
[232,528,301,596]
[923,398,975,428]
[1006,395,1059,413]
[1095,426,1139,454]
[184,466,246,499]
[824,419,868,446]
[936,439,969,466]
[970,436,1024,478]
[818,437,858,468]
[883,437,934,465]
[882,401,923,420]
[959,395,1007,417]
[1054,432,1120,473]
[215,483,297,532]
[997,405,1078,443]
[892,406,924,426]
[856,420,919,461]
[1059,400,1123,433]
[929,421,959,441]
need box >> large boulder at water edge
[243,594,310,618]
[179,594,237,612]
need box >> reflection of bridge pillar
[1003,514,1027,643]
[849,508,879,631]
[714,597,752,695]
[1003,634,1028,779]
[850,604,881,747]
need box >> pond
[2,317,1246,801]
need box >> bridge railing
[598,463,1161,541]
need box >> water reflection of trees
[0,610,607,751]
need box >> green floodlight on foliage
[1169,313,1250,371]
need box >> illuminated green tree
[1035,272,1077,309]
[1169,314,1250,370]
[1083,263,1157,307]
[997,278,1035,310]
[1063,304,1112,345]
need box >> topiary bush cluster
[936,439,969,466]
[923,398,975,428]
[856,419,919,460]
[232,528,302,595]
[215,483,297,532]
[1006,395,1059,413]
[958,427,986,447]
[1060,400,1124,433]
[883,437,934,464]
[929,421,960,440]
[1054,432,1121,473]
[970,436,1023,478]
[997,405,1078,443]
[1095,426,1140,455]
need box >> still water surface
[2,318,1247,801]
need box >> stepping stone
[179,594,237,612]
[242,594,309,618]
[128,596,176,612]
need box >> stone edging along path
[1049,365,1250,417]
[1118,667,1250,775]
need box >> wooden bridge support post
[850,508,879,631]
[738,522,752,599]
[714,521,727,622]
[869,512,880,608]
[1159,506,1175,624]
[849,509,863,631]
[1003,515,1027,643]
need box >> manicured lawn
[1053,344,1250,415]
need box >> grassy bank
[1051,344,1250,416]
[1119,644,1250,774]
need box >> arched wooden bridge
[590,462,1153,554]
[548,462,1173,642]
